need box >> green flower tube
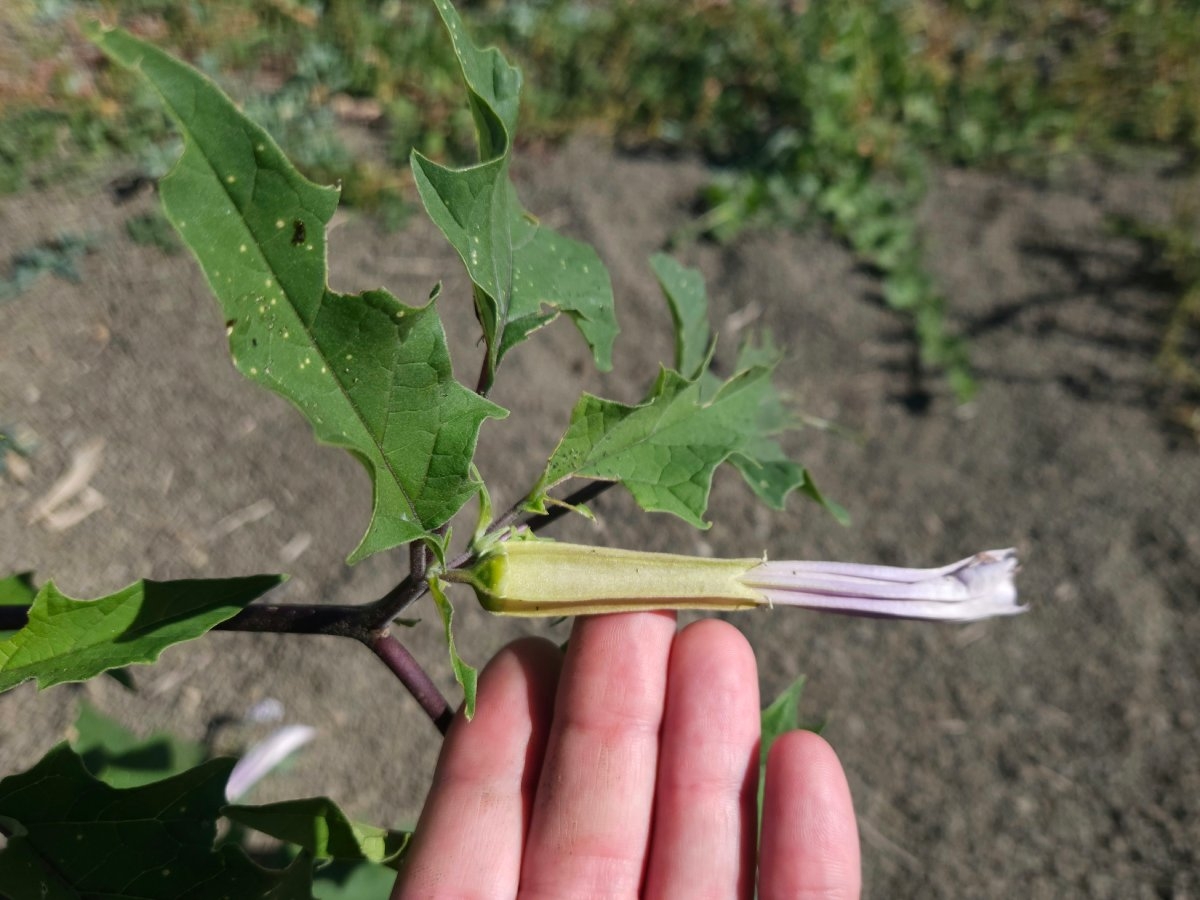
[459,541,763,616]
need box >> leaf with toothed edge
[650,253,711,380]
[412,0,616,386]
[224,798,411,870]
[88,24,506,563]
[530,255,844,525]
[506,195,617,370]
[531,364,786,528]
[716,338,849,524]
[0,575,283,694]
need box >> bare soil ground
[1,139,1197,898]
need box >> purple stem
[214,604,366,637]
[0,480,613,731]
[369,632,454,735]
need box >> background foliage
[3,0,1199,401]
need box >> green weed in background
[0,232,94,301]
[483,0,1200,398]
[1111,181,1200,438]
[3,0,1199,398]
[124,210,181,253]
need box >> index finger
[394,637,562,899]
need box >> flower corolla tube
[457,541,1024,623]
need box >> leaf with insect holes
[89,24,505,563]
[0,744,312,899]
[0,575,282,694]
[412,0,616,387]
[504,195,617,369]
[530,256,842,525]
[224,798,411,870]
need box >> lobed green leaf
[0,575,282,693]
[0,744,312,899]
[312,861,399,899]
[414,0,616,386]
[716,339,849,523]
[72,699,206,788]
[532,256,842,526]
[649,253,711,379]
[89,24,505,562]
[532,366,776,527]
[224,798,411,870]
[410,150,513,365]
[507,198,617,371]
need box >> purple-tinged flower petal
[225,724,316,802]
[740,549,1023,622]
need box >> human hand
[393,612,861,899]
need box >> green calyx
[460,540,763,617]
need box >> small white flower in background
[225,724,316,803]
[739,549,1023,621]
[244,697,285,724]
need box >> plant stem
[364,571,426,624]
[214,604,367,637]
[215,604,453,732]
[368,632,454,734]
[409,540,429,584]
[0,480,615,733]
[475,349,494,397]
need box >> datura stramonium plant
[451,540,1024,623]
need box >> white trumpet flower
[455,541,1024,622]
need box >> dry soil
[1,139,1197,898]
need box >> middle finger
[518,611,677,899]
